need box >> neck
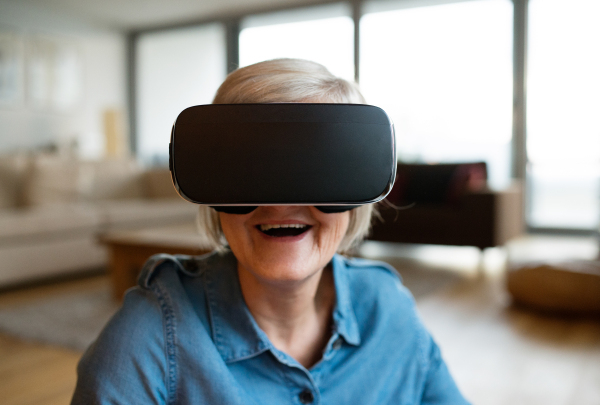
[237,263,336,368]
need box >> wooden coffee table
[100,224,212,300]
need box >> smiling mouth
[257,224,311,237]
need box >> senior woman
[72,59,469,405]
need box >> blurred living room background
[0,0,599,404]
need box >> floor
[419,275,600,405]
[360,235,600,405]
[0,235,599,405]
[0,275,108,405]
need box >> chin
[250,251,323,283]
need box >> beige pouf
[507,260,600,315]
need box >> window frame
[128,0,596,234]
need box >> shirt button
[298,389,314,404]
[332,338,343,350]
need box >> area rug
[0,258,464,352]
[0,284,119,351]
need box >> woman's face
[219,206,349,284]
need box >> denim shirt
[72,251,470,405]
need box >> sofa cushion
[86,159,145,201]
[143,168,179,199]
[23,155,85,206]
[0,203,101,241]
[22,156,145,206]
[0,154,31,209]
[0,237,107,287]
[99,198,198,230]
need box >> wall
[0,1,127,158]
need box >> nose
[259,205,302,213]
[257,206,311,217]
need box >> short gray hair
[197,58,374,254]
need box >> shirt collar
[204,251,361,364]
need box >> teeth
[260,224,307,232]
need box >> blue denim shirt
[72,251,470,405]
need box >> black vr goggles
[169,103,396,214]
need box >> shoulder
[73,286,168,403]
[137,251,216,290]
[335,255,411,306]
[96,251,220,352]
[334,254,423,343]
[87,286,165,361]
[333,256,470,403]
[73,252,222,404]
[339,255,402,280]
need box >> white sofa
[0,154,198,287]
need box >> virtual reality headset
[169,103,396,214]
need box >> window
[360,0,514,189]
[130,0,600,232]
[239,3,354,81]
[527,0,600,230]
[136,24,226,165]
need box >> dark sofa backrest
[385,162,488,206]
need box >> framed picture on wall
[26,36,52,108]
[0,31,24,107]
[26,36,82,111]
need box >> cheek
[219,213,249,250]
[316,212,350,251]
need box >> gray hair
[197,58,374,254]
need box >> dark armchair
[369,162,524,250]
